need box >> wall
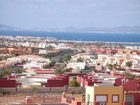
[42,75,69,87]
[85,86,94,105]
[123,80,138,91]
[114,78,122,86]
[0,79,17,88]
[94,86,123,105]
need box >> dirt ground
[0,93,62,105]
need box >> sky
[0,0,140,30]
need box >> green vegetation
[69,77,80,87]
[32,47,39,54]
[32,86,39,94]
[12,67,25,73]
[107,64,113,70]
[125,61,132,68]
[43,60,56,69]
[43,49,76,63]
[123,72,136,79]
[55,69,65,75]
[58,55,71,63]
[58,58,64,63]
[65,68,72,72]
[113,63,118,69]
[84,66,93,72]
[44,52,58,58]
[77,57,84,62]
[44,50,69,59]
[46,45,54,50]
[8,67,25,73]
[0,69,11,78]
[0,67,25,78]
[63,55,71,62]
[80,49,85,53]
[0,88,9,95]
[107,63,119,70]
[0,55,14,61]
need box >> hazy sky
[0,0,140,29]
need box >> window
[95,95,108,102]
[112,95,119,103]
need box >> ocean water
[1,31,140,42]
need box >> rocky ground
[0,93,61,105]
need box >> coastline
[1,33,140,45]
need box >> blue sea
[1,31,140,42]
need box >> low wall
[61,93,81,105]
[1,87,84,94]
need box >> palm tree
[107,64,113,70]
[55,69,64,75]
[123,72,136,79]
[69,77,80,87]
[125,61,132,68]
[77,57,84,62]
[0,69,11,78]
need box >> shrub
[69,77,80,87]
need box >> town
[0,35,140,105]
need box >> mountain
[0,24,140,33]
[0,24,22,31]
[63,26,140,33]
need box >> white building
[67,62,86,73]
[23,56,50,69]
[39,50,48,54]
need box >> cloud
[0,0,140,28]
